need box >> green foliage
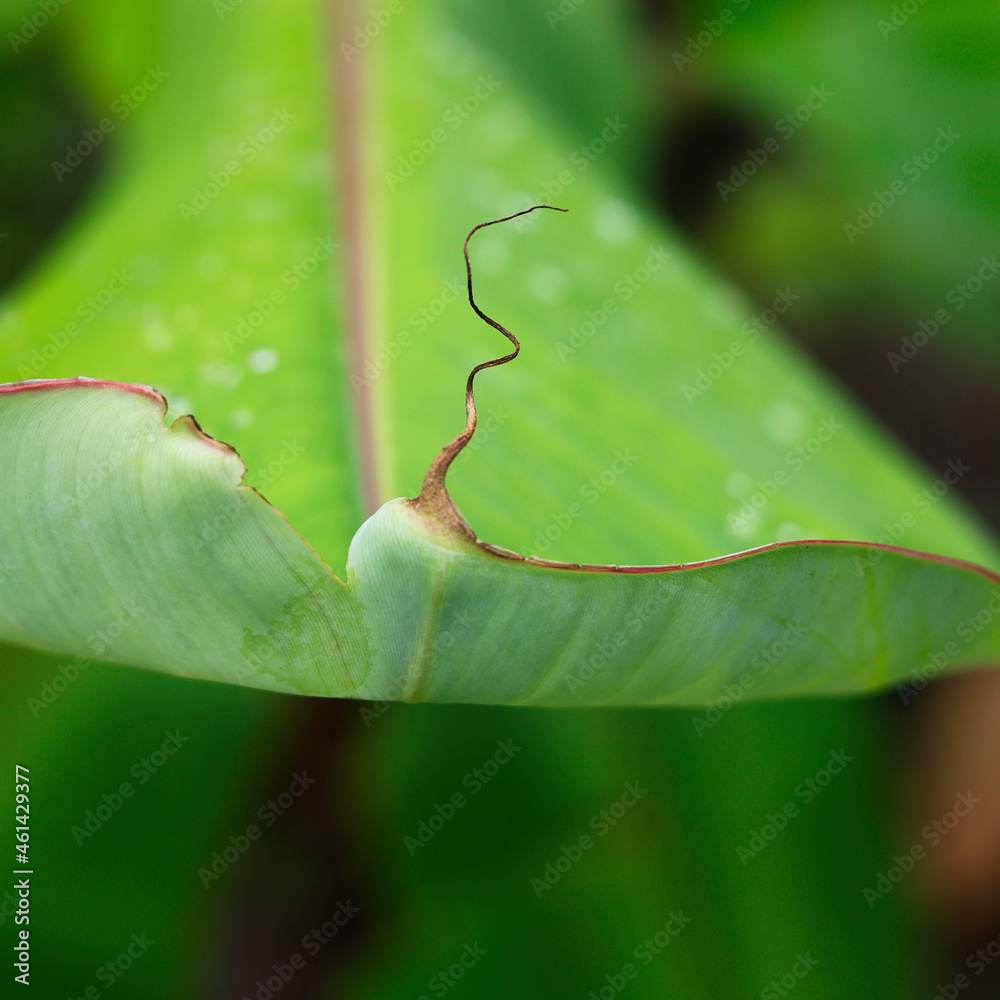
[2,381,997,704]
[1,0,996,997]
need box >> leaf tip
[411,204,567,542]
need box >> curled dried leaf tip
[411,204,567,539]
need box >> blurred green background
[1,1,998,997]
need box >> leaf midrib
[335,0,381,516]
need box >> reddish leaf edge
[3,377,999,591]
[0,376,349,585]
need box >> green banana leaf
[1,1,994,998]
[1,374,998,703]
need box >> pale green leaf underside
[2,380,997,706]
